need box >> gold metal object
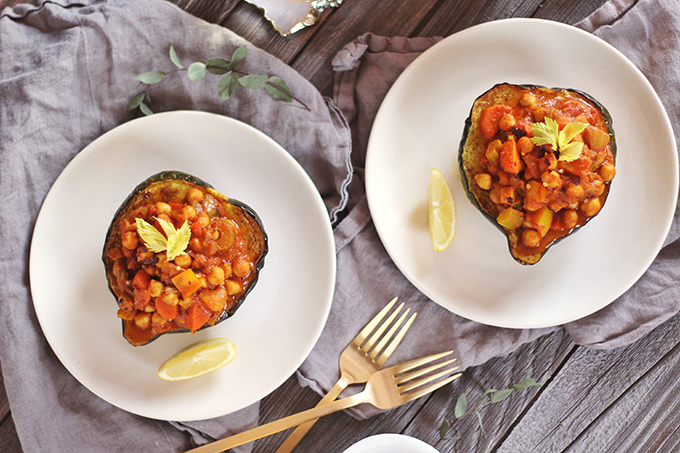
[275,297,415,453]
[185,350,461,453]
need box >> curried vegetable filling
[104,177,266,346]
[467,84,616,261]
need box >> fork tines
[394,351,461,397]
[355,297,418,366]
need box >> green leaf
[238,74,268,89]
[559,121,589,148]
[165,220,191,261]
[558,141,584,162]
[187,62,207,81]
[490,388,514,403]
[169,45,183,69]
[265,76,293,102]
[144,92,152,104]
[512,377,541,392]
[139,102,154,116]
[127,92,146,111]
[136,71,165,84]
[454,393,467,419]
[228,46,247,70]
[218,72,240,100]
[207,57,230,75]
[439,420,450,440]
[475,410,486,436]
[136,218,169,253]
[530,116,559,149]
[475,389,496,408]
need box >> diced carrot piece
[132,269,150,291]
[155,298,178,321]
[500,138,521,174]
[480,105,512,140]
[185,301,212,332]
[172,269,203,300]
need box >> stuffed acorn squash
[103,171,268,346]
[459,83,616,265]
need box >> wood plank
[498,312,680,452]
[404,329,576,452]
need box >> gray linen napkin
[0,0,350,452]
[295,0,680,419]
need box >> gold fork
[185,350,461,453]
[274,296,416,452]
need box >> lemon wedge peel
[157,337,237,381]
[428,168,456,252]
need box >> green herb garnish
[135,217,191,261]
[530,117,589,162]
[128,45,310,115]
[437,368,542,444]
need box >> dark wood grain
[15,1,680,453]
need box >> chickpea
[121,231,139,250]
[143,303,155,313]
[566,184,585,200]
[155,202,172,215]
[226,280,241,296]
[499,113,516,131]
[233,259,251,278]
[520,93,537,107]
[517,136,535,155]
[600,163,616,182]
[181,205,197,221]
[190,237,202,252]
[522,229,541,248]
[562,209,579,230]
[474,173,493,191]
[207,266,225,285]
[174,254,192,268]
[541,170,561,189]
[117,309,136,321]
[151,311,166,326]
[186,188,204,204]
[197,212,210,228]
[179,297,193,309]
[580,197,602,217]
[134,312,151,329]
[532,107,546,122]
[222,262,233,279]
[147,279,164,298]
[161,291,179,306]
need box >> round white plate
[366,19,678,328]
[29,111,336,421]
[343,434,439,453]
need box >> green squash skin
[103,170,268,346]
[458,83,616,265]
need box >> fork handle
[184,390,366,453]
[274,378,349,453]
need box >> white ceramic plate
[342,434,439,453]
[29,111,336,421]
[366,19,678,328]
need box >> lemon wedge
[158,338,236,381]
[428,168,456,251]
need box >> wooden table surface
[4,0,680,452]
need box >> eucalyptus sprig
[127,45,310,114]
[437,368,541,443]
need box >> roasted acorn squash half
[103,171,268,346]
[459,83,616,265]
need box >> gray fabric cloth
[297,0,680,418]
[2,0,679,452]
[0,1,350,452]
